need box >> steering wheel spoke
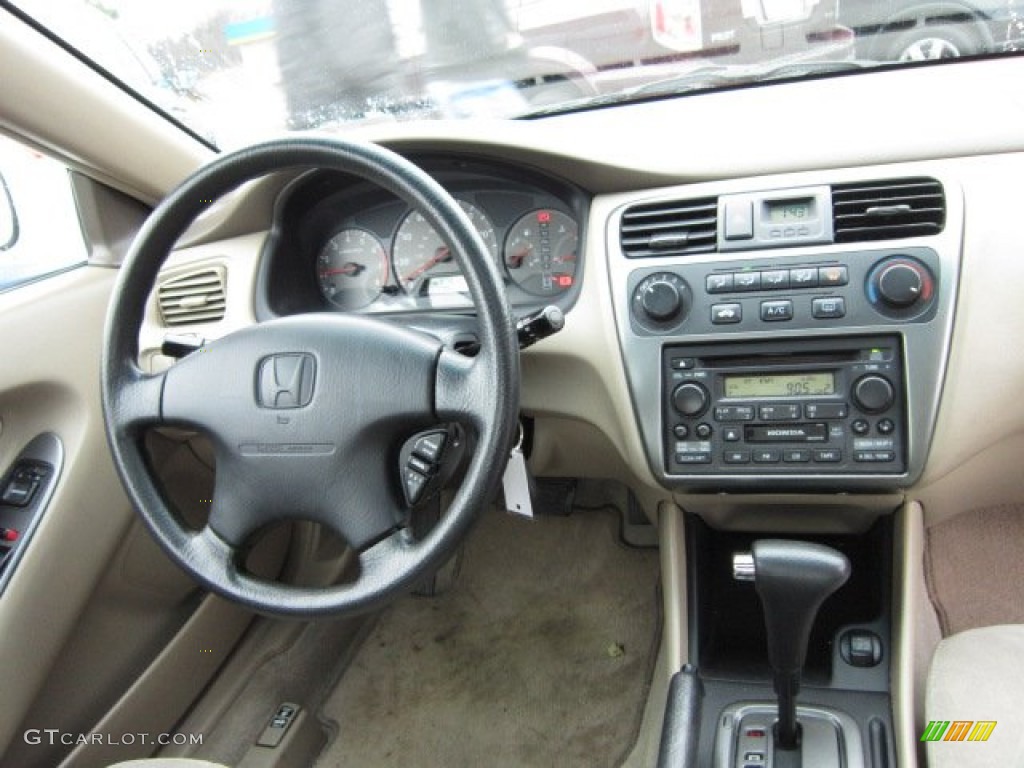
[108,367,167,435]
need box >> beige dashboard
[130,55,1024,535]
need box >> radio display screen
[724,372,835,398]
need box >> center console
[607,171,962,768]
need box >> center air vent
[832,178,945,243]
[620,197,718,258]
[158,266,227,326]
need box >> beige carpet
[315,508,661,768]
[926,504,1024,635]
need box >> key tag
[502,422,534,518]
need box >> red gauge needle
[319,262,364,278]
[403,246,451,283]
[506,247,531,268]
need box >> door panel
[0,267,256,766]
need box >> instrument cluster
[265,160,586,316]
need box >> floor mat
[926,504,1024,635]
[315,508,661,768]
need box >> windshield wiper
[518,60,871,119]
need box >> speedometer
[392,201,498,296]
[316,228,389,310]
[503,209,578,296]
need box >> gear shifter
[733,540,850,763]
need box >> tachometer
[316,228,389,310]
[503,209,578,296]
[392,201,498,295]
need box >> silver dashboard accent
[714,702,867,768]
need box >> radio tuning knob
[673,382,709,417]
[852,374,894,414]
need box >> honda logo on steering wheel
[257,353,316,409]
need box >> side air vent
[620,197,718,258]
[832,178,945,243]
[158,266,227,326]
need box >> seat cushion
[925,624,1024,767]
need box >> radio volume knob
[852,375,894,414]
[673,382,709,417]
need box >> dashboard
[254,156,588,320]
[142,56,1024,527]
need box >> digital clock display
[724,372,835,398]
[767,199,813,223]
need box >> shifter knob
[749,540,850,680]
[734,540,850,754]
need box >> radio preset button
[706,274,735,294]
[818,266,849,286]
[784,449,811,463]
[814,449,842,463]
[714,405,755,422]
[759,404,801,420]
[673,382,710,417]
[812,297,846,319]
[790,268,818,288]
[711,303,743,324]
[753,449,781,463]
[724,450,751,464]
[734,272,762,291]
[723,427,742,442]
[805,402,849,419]
[760,300,794,322]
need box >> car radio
[663,336,905,476]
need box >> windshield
[8,0,1024,148]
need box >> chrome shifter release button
[733,552,755,581]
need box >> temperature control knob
[852,375,894,414]
[633,272,691,327]
[867,256,934,311]
[673,382,709,417]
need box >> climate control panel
[628,247,940,335]
[662,337,906,477]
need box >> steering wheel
[101,137,520,617]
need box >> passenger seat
[925,624,1024,766]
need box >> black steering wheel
[101,137,520,617]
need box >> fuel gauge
[504,209,578,296]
